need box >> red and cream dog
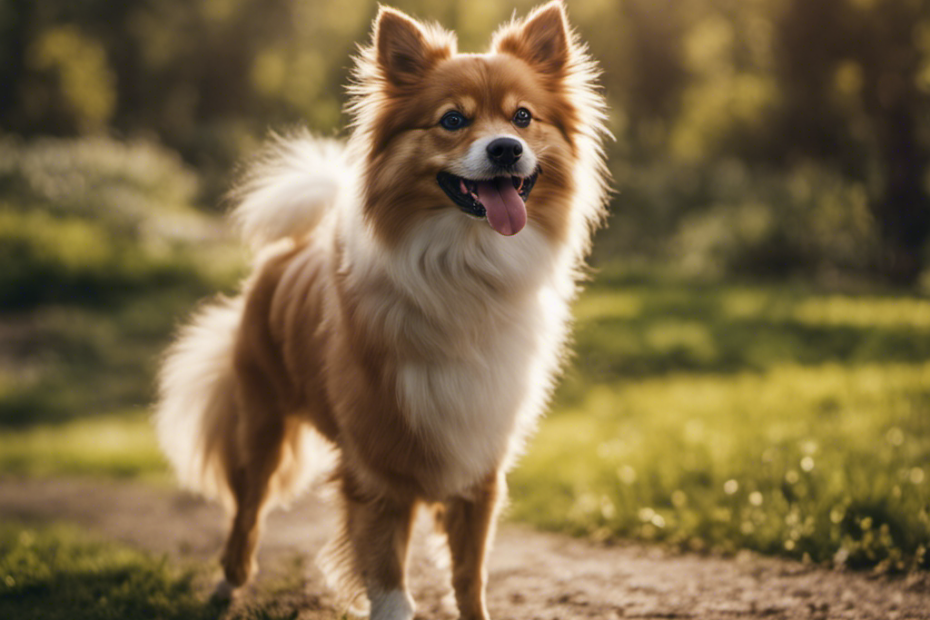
[156,3,608,618]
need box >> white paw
[369,588,415,620]
[211,578,239,602]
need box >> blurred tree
[26,25,116,132]
[1,0,929,284]
[774,0,930,284]
[0,0,372,200]
[669,1,779,163]
[616,0,689,159]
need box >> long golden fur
[155,3,608,618]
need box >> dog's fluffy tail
[155,298,243,508]
[230,131,349,249]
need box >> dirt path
[1,477,928,619]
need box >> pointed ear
[493,1,571,76]
[374,7,436,87]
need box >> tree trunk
[870,85,930,286]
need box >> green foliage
[0,137,198,233]
[598,160,882,279]
[25,26,116,132]
[0,0,928,280]
[0,209,208,309]
[0,137,243,424]
[509,271,930,571]
[0,137,240,309]
[0,287,236,427]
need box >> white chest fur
[341,209,571,497]
[394,285,566,496]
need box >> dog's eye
[513,108,532,128]
[439,111,468,131]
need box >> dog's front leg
[443,472,505,620]
[341,474,418,620]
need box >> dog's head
[350,1,607,247]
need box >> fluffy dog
[156,2,608,618]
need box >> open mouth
[437,170,539,236]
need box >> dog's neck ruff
[343,202,560,337]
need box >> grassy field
[510,270,930,571]
[2,270,928,572]
[0,521,213,620]
[0,521,311,620]
[0,412,163,480]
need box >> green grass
[0,521,308,619]
[509,271,930,570]
[0,521,214,620]
[0,413,166,480]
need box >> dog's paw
[210,578,239,603]
[369,589,415,620]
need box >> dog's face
[353,2,588,245]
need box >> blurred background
[1,0,929,613]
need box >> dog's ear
[375,7,439,87]
[493,1,571,76]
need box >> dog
[155,2,608,618]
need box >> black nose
[486,137,523,167]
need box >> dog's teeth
[460,179,468,194]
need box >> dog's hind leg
[218,387,289,591]
[442,472,505,620]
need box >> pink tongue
[475,178,527,236]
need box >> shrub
[596,159,883,281]
[0,136,200,239]
[0,137,234,309]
